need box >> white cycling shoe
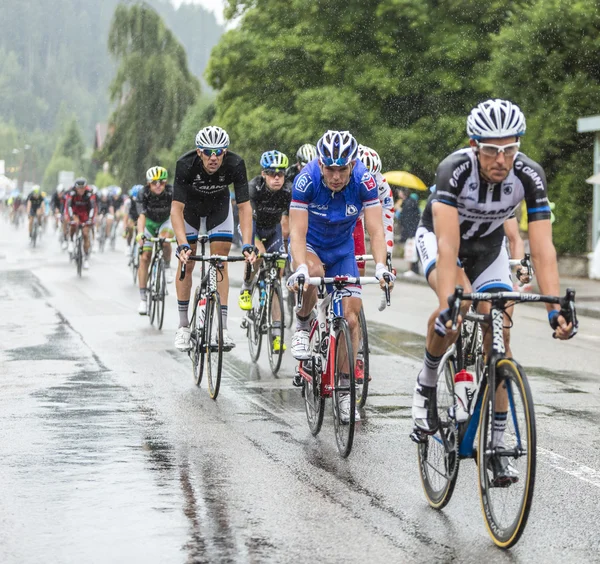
[138,300,148,315]
[291,330,310,360]
[338,393,360,424]
[174,326,192,351]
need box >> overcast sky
[171,0,226,25]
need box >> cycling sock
[221,305,228,330]
[178,300,189,328]
[140,288,147,301]
[241,280,252,291]
[492,411,508,447]
[296,313,311,332]
[272,320,281,338]
[419,349,443,387]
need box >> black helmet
[74,177,87,187]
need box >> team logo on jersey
[450,178,457,188]
[219,175,226,182]
[346,204,358,216]
[503,184,513,195]
[383,196,393,207]
[295,174,310,193]
[362,172,376,191]
[469,182,477,192]
[514,160,524,171]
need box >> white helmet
[195,126,230,149]
[467,99,526,140]
[316,130,358,167]
[357,145,382,174]
[296,143,317,165]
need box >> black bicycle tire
[31,219,37,247]
[247,283,263,362]
[267,282,285,375]
[417,353,460,509]
[149,261,157,325]
[190,289,204,387]
[76,236,83,277]
[304,320,325,436]
[206,292,223,400]
[157,259,166,330]
[356,306,370,408]
[132,243,139,284]
[478,359,536,549]
[332,318,356,458]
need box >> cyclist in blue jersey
[287,130,395,421]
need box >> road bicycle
[128,227,140,284]
[295,274,391,458]
[30,213,42,247]
[179,236,246,399]
[241,251,288,375]
[109,217,119,250]
[97,215,107,252]
[144,236,176,330]
[412,285,577,548]
[69,221,91,277]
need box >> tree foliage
[103,3,200,189]
[209,0,597,252]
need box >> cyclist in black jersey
[412,99,575,482]
[26,186,44,240]
[171,125,256,351]
[285,143,317,185]
[239,150,292,353]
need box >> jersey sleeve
[290,171,313,212]
[359,171,380,210]
[232,160,250,205]
[138,190,148,215]
[173,159,191,204]
[432,152,472,208]
[282,183,292,216]
[514,156,551,223]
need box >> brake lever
[296,274,305,310]
[450,286,463,331]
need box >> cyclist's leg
[139,220,158,297]
[28,209,34,235]
[240,220,258,296]
[175,216,199,328]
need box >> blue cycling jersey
[290,159,380,262]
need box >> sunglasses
[320,156,352,167]
[265,169,285,178]
[200,148,225,157]
[151,179,167,185]
[476,141,520,158]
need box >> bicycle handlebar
[178,254,247,281]
[145,236,177,243]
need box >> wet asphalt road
[1,220,600,563]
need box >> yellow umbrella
[383,170,428,191]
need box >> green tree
[42,155,76,191]
[103,3,200,188]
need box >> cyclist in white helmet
[285,143,317,184]
[171,125,256,351]
[411,99,575,485]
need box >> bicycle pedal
[410,428,429,444]
[240,318,248,329]
[292,371,303,388]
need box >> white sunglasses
[476,141,520,158]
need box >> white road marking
[538,447,600,488]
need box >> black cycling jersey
[27,193,44,209]
[128,199,139,222]
[138,184,173,223]
[173,150,249,210]
[420,148,551,250]
[248,175,291,229]
[97,198,110,215]
[50,192,62,212]
[110,195,124,210]
[285,164,301,185]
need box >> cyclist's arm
[289,208,308,268]
[170,200,187,247]
[137,213,146,238]
[280,214,290,242]
[504,216,524,259]
[237,201,254,247]
[364,203,386,266]
[26,199,31,214]
[432,201,460,309]
[528,219,560,313]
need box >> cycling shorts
[143,218,174,252]
[67,211,90,224]
[184,197,233,244]
[353,218,366,269]
[416,226,512,292]
[256,223,284,253]
[305,244,361,299]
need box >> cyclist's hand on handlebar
[516,266,532,285]
[549,310,575,340]
[242,244,257,264]
[135,232,145,243]
[434,307,462,338]
[375,262,395,290]
[176,243,192,264]
[287,263,309,292]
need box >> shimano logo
[522,166,545,191]
[503,184,513,195]
[469,182,477,192]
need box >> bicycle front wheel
[267,282,285,375]
[303,320,324,436]
[132,242,139,284]
[331,318,356,458]
[76,237,83,277]
[417,353,460,509]
[156,259,166,330]
[190,290,205,387]
[478,358,536,548]
[355,306,369,408]
[247,284,263,362]
[206,292,223,400]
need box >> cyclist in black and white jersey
[171,125,256,351]
[285,143,317,185]
[412,99,575,482]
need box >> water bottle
[454,369,474,422]
[197,297,206,329]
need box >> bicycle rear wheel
[247,284,263,362]
[417,353,460,509]
[76,236,83,277]
[303,320,325,436]
[267,282,285,374]
[148,261,157,325]
[156,259,166,330]
[31,220,38,247]
[331,318,356,458]
[478,359,536,549]
[355,306,369,408]
[206,292,223,400]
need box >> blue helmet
[260,150,289,170]
[129,184,143,198]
